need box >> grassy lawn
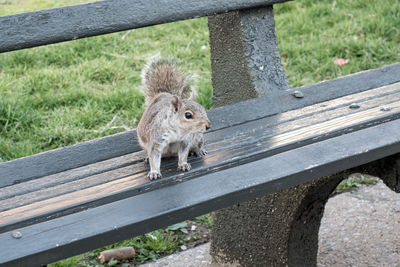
[0,1,212,161]
[1,0,399,161]
[1,0,399,265]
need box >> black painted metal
[0,0,290,53]
[1,119,400,266]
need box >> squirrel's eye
[185,112,193,119]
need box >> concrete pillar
[207,4,400,266]
[208,6,289,108]
[210,174,346,266]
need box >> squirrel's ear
[171,95,181,112]
[189,87,197,100]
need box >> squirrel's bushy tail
[141,56,196,104]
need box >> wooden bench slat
[0,0,290,53]
[0,151,146,201]
[2,118,400,266]
[210,63,400,130]
[3,83,400,212]
[0,156,145,212]
[1,63,399,187]
[2,81,400,233]
[0,131,139,188]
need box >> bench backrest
[0,0,289,53]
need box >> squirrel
[137,57,211,180]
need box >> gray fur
[137,57,211,179]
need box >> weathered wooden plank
[1,119,400,266]
[1,63,399,186]
[2,87,400,232]
[0,131,140,188]
[3,82,400,202]
[210,63,400,130]
[0,81,399,216]
[0,158,145,211]
[0,151,146,200]
[3,81,399,205]
[0,0,290,53]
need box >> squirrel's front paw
[147,171,162,180]
[178,163,191,172]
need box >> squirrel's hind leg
[189,133,208,157]
[194,148,208,157]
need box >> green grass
[336,173,379,194]
[0,1,212,161]
[275,0,400,86]
[49,215,213,267]
[1,0,399,161]
[1,0,399,265]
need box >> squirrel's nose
[205,120,211,130]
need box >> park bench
[1,0,400,266]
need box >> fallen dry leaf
[334,58,349,66]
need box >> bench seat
[1,63,400,266]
